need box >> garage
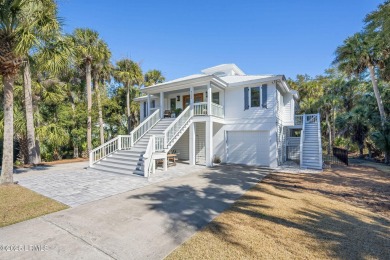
[226,131,270,166]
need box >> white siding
[171,128,189,160]
[282,93,294,125]
[224,82,276,120]
[195,122,206,165]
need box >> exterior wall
[224,82,277,120]
[171,128,189,160]
[195,122,206,165]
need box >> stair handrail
[317,113,323,168]
[143,135,155,177]
[299,114,306,166]
[131,109,160,146]
[163,106,192,148]
[90,135,121,167]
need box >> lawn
[0,184,68,227]
[167,164,390,259]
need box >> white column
[190,87,194,116]
[160,92,164,118]
[189,123,195,165]
[147,94,151,116]
[205,118,213,167]
[207,82,212,115]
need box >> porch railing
[194,102,208,115]
[131,109,160,145]
[193,102,224,118]
[211,103,224,118]
[164,106,191,148]
[295,115,303,125]
[155,135,165,152]
[306,114,318,124]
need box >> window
[143,102,147,117]
[251,87,260,107]
[170,98,176,110]
[151,100,155,108]
[212,92,220,105]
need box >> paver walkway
[1,165,270,260]
[14,162,206,207]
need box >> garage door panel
[227,131,269,166]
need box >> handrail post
[118,135,122,150]
[300,114,306,167]
[89,152,93,167]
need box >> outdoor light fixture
[177,96,180,101]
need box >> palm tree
[0,0,60,184]
[72,28,105,154]
[334,32,387,127]
[113,59,143,133]
[144,69,165,87]
[92,41,111,145]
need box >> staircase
[90,118,175,176]
[300,114,322,169]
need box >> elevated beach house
[89,64,322,176]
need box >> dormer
[201,64,246,77]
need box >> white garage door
[227,131,269,166]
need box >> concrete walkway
[14,162,206,207]
[1,165,270,260]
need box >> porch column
[147,94,151,116]
[207,82,212,116]
[190,86,194,116]
[160,92,164,118]
[189,123,195,165]
[205,118,213,167]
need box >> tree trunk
[86,61,92,155]
[23,61,39,165]
[94,78,104,145]
[368,65,387,126]
[1,75,14,184]
[126,83,131,134]
[326,112,332,155]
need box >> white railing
[90,136,120,166]
[299,115,306,165]
[120,135,132,150]
[295,115,303,125]
[164,106,191,148]
[194,102,208,115]
[306,114,318,124]
[143,135,155,177]
[317,113,323,168]
[211,103,224,118]
[155,135,165,152]
[131,109,160,146]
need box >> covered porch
[137,74,226,121]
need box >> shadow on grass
[131,164,389,259]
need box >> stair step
[100,160,143,168]
[105,157,143,163]
[92,164,142,175]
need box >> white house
[89,64,322,177]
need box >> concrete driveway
[0,165,270,260]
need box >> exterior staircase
[300,114,322,169]
[90,118,175,176]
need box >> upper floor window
[251,87,260,107]
[151,100,155,108]
[212,92,220,105]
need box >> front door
[183,93,203,109]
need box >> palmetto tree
[334,32,387,128]
[72,28,106,154]
[144,69,165,87]
[113,59,143,133]
[92,41,111,145]
[0,0,60,184]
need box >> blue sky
[58,0,383,80]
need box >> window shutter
[261,84,268,108]
[244,87,249,110]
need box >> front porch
[138,76,226,122]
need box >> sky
[57,0,384,81]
